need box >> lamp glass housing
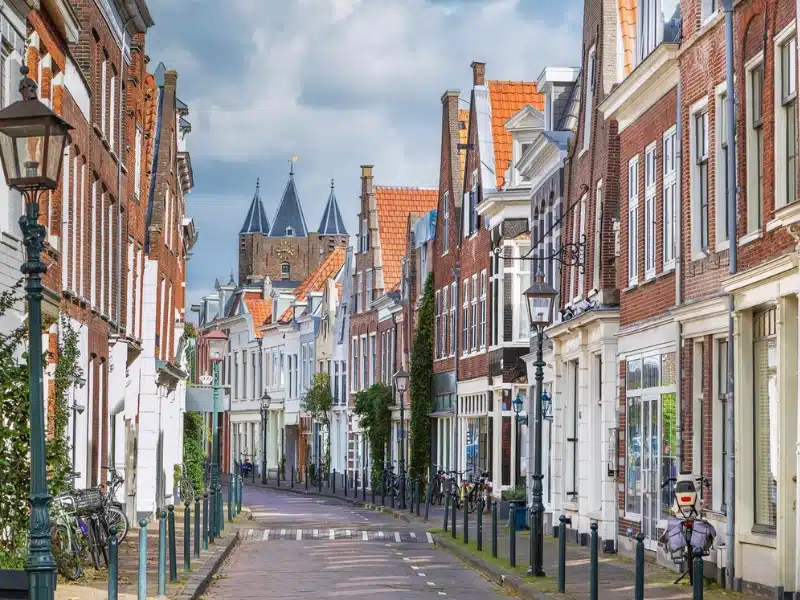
[524,274,558,329]
[512,392,523,415]
[393,368,409,394]
[207,335,227,363]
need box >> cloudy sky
[145,0,583,309]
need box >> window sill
[771,199,800,227]
[623,282,638,293]
[740,528,777,549]
[622,513,642,523]
[738,229,762,246]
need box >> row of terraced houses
[0,0,197,522]
[192,0,800,595]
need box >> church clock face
[276,240,294,260]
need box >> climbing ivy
[183,412,208,493]
[303,372,333,469]
[409,272,434,487]
[353,383,393,489]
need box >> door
[641,395,660,547]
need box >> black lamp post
[260,392,270,483]
[512,391,526,488]
[523,271,557,578]
[394,367,409,509]
[205,329,227,538]
[0,66,72,600]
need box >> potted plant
[497,485,527,522]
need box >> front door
[641,395,660,548]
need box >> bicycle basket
[689,519,716,553]
[72,488,103,515]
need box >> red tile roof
[279,248,346,322]
[376,187,438,289]
[487,81,544,189]
[242,293,271,338]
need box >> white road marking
[394,532,401,542]
[418,573,426,577]
[403,557,411,562]
[280,528,286,538]
[427,582,435,587]
[426,532,434,543]
[362,531,368,541]
[345,529,351,538]
[379,532,385,540]
[438,592,447,596]
[247,529,254,539]
[262,529,270,540]
[410,532,417,539]
[329,529,335,540]
[313,529,319,539]
[296,529,302,540]
[411,566,419,570]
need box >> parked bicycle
[460,470,491,513]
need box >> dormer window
[286,226,295,236]
[513,140,533,185]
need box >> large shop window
[625,351,678,541]
[753,307,778,529]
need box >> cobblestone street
[204,485,504,600]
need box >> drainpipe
[453,264,460,473]
[722,0,738,590]
[674,76,684,481]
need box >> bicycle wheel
[467,489,478,514]
[105,505,129,543]
[52,524,83,580]
[91,516,109,568]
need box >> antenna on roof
[289,155,298,177]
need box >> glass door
[641,394,660,548]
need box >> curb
[253,483,416,524]
[433,535,556,600]
[177,525,241,600]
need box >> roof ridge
[487,79,540,86]
[375,185,438,190]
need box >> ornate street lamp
[0,66,72,600]
[512,391,527,425]
[260,392,271,484]
[205,329,227,539]
[394,368,409,509]
[523,271,557,577]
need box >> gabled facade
[330,248,353,474]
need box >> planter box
[497,500,511,520]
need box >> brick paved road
[205,486,504,599]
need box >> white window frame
[90,181,98,308]
[351,338,358,392]
[442,191,449,254]
[745,53,765,235]
[470,274,478,352]
[109,71,116,150]
[366,269,373,306]
[100,57,107,136]
[636,0,663,65]
[644,142,657,280]
[449,282,456,357]
[462,279,469,356]
[582,46,596,153]
[663,126,678,270]
[714,82,731,250]
[369,333,376,386]
[435,289,441,360]
[442,286,449,356]
[576,193,587,298]
[360,335,368,392]
[689,96,710,258]
[774,25,797,211]
[628,156,640,287]
[134,126,142,199]
[356,272,363,313]
[479,271,486,349]
[701,0,719,24]
[593,180,603,292]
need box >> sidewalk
[254,477,761,600]
[55,495,247,600]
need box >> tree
[353,383,392,488]
[303,372,334,470]
[409,272,434,486]
[183,412,209,492]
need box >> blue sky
[144,0,583,309]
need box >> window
[242,352,248,399]
[442,286,449,355]
[583,46,596,151]
[360,217,369,253]
[593,180,603,291]
[644,143,657,279]
[701,0,718,21]
[716,90,730,245]
[694,108,710,251]
[716,339,729,514]
[628,156,639,286]
[662,127,677,268]
[366,269,373,306]
[91,181,98,307]
[753,307,777,528]
[462,279,469,355]
[479,271,486,348]
[109,71,116,150]
[516,245,531,340]
[450,282,456,356]
[518,142,532,182]
[464,171,479,237]
[286,226,294,236]
[281,263,290,280]
[748,61,764,231]
[577,194,587,295]
[470,274,478,351]
[100,55,108,135]
[442,191,449,253]
[777,35,797,207]
[134,127,142,199]
[370,333,376,386]
[361,337,368,391]
[434,290,441,359]
[356,272,363,313]
[637,0,662,64]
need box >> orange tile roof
[618,0,637,78]
[279,248,346,322]
[376,187,438,289]
[458,108,470,182]
[242,293,271,338]
[487,81,544,189]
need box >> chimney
[164,70,178,88]
[442,89,464,203]
[470,61,486,86]
[361,164,374,196]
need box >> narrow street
[204,486,503,599]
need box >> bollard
[168,505,177,583]
[333,469,336,494]
[108,526,119,600]
[277,465,281,488]
[194,498,200,560]
[463,493,469,544]
[557,515,567,593]
[693,546,704,600]
[158,510,167,597]
[363,469,367,502]
[477,498,483,551]
[443,493,450,532]
[184,502,191,571]
[391,479,395,509]
[137,519,147,600]
[424,474,432,521]
[354,470,358,498]
[203,492,209,550]
[228,478,234,522]
[218,486,225,533]
[509,503,517,568]
[589,523,598,600]
[237,476,243,514]
[305,465,309,491]
[451,491,456,540]
[318,468,322,493]
[291,466,295,489]
[634,532,645,600]
[415,479,421,516]
[344,470,348,496]
[409,480,414,515]
[491,501,498,558]
[208,491,215,544]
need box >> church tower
[315,179,348,262]
[238,179,270,286]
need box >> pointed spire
[268,169,309,238]
[239,178,270,235]
[318,178,348,235]
[229,270,235,285]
